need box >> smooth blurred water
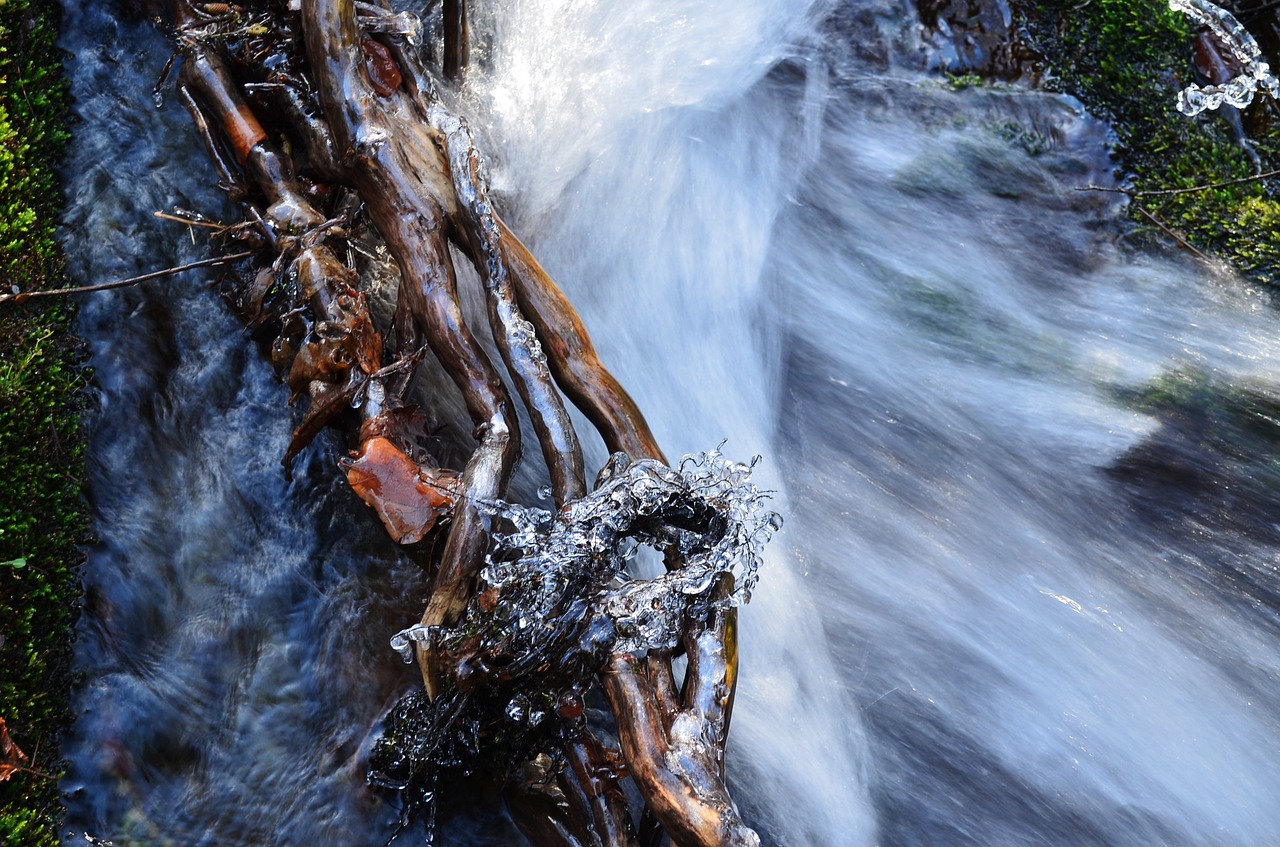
[59,1,1280,845]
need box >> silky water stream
[56,1,1280,845]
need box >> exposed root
[150,2,780,843]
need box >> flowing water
[57,0,1280,845]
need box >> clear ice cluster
[480,448,781,653]
[356,2,423,46]
[1169,0,1280,115]
[390,448,782,665]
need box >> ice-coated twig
[1169,0,1280,115]
[355,2,423,45]
[476,449,781,637]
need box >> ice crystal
[474,449,780,653]
[355,2,423,46]
[1169,0,1280,115]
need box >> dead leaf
[0,716,30,783]
[343,436,459,544]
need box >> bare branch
[0,251,256,306]
[1076,168,1280,198]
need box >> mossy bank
[924,0,1280,283]
[0,1,87,845]
[1016,0,1280,282]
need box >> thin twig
[1077,168,1280,198]
[371,343,433,381]
[1075,169,1273,262]
[0,250,256,306]
[1133,205,1212,262]
[153,210,228,230]
[7,762,56,780]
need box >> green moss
[0,1,87,844]
[1015,0,1280,281]
[946,71,986,90]
[1119,362,1218,414]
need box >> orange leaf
[0,717,29,783]
[344,436,459,544]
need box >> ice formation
[1169,0,1280,115]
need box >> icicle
[390,624,433,663]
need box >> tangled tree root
[156,2,779,844]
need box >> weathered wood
[602,651,759,847]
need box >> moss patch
[0,1,87,844]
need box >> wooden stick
[0,251,256,305]
[442,0,468,80]
[681,574,739,779]
[1076,168,1280,198]
[601,652,760,847]
[178,35,326,235]
[442,113,587,504]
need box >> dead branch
[0,250,256,305]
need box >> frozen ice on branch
[390,448,780,688]
[1169,0,1280,115]
[477,448,779,653]
[378,450,779,843]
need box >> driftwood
[158,2,775,844]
